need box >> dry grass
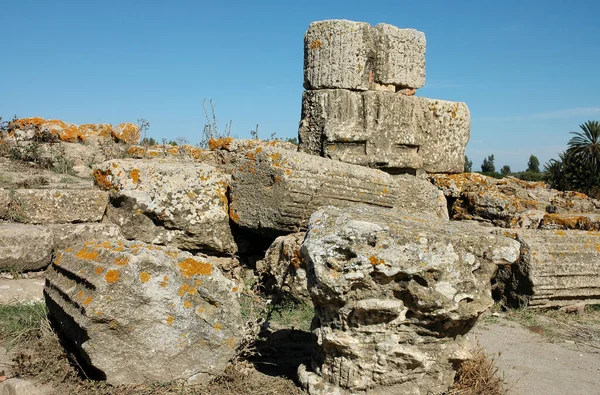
[448,346,506,395]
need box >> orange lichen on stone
[167,315,174,326]
[195,279,202,287]
[75,247,100,261]
[80,124,113,139]
[129,169,140,184]
[184,300,192,309]
[95,266,104,275]
[83,296,93,306]
[93,169,115,190]
[310,39,323,49]
[208,137,233,151]
[213,323,223,330]
[114,256,129,266]
[369,255,385,265]
[76,291,84,299]
[178,284,190,297]
[178,258,213,277]
[224,337,237,349]
[112,123,140,145]
[54,253,63,266]
[140,272,151,283]
[229,207,240,223]
[161,276,169,287]
[105,270,119,283]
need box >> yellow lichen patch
[93,169,115,190]
[187,286,198,295]
[54,253,63,266]
[82,296,92,306]
[105,270,119,283]
[112,123,140,145]
[166,251,179,259]
[555,230,567,236]
[114,256,129,266]
[195,279,202,287]
[179,258,213,278]
[184,300,192,309]
[310,39,322,49]
[232,286,239,293]
[178,284,190,297]
[95,266,104,275]
[213,323,223,330]
[369,255,385,265]
[161,276,169,287]
[187,191,197,199]
[224,337,237,349]
[208,137,233,151]
[197,306,204,314]
[167,315,174,326]
[76,291,84,299]
[229,206,240,223]
[65,247,74,253]
[140,272,151,283]
[75,247,100,261]
[129,169,140,184]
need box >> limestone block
[304,20,426,90]
[44,240,243,385]
[111,123,140,145]
[298,206,520,394]
[229,146,446,236]
[256,232,309,302]
[0,189,108,224]
[93,159,236,254]
[47,223,124,253]
[0,224,53,271]
[494,229,600,308]
[0,378,36,395]
[298,89,469,173]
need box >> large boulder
[298,89,470,174]
[430,173,600,228]
[44,240,243,385]
[0,224,54,271]
[304,20,426,91]
[0,189,108,224]
[493,229,600,308]
[298,206,519,395]
[93,159,236,254]
[229,145,447,236]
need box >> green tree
[464,155,473,172]
[500,165,511,175]
[568,120,600,169]
[481,154,495,173]
[527,155,540,173]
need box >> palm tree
[568,120,600,169]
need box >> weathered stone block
[44,240,243,385]
[47,223,124,253]
[229,145,446,236]
[298,206,520,394]
[304,20,426,90]
[0,189,109,224]
[93,159,236,254]
[298,89,469,173]
[0,224,53,271]
[494,229,600,308]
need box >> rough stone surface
[0,189,108,224]
[229,145,446,236]
[0,378,36,395]
[430,173,600,228]
[44,240,243,385]
[298,89,469,174]
[7,117,139,145]
[47,223,124,253]
[304,20,426,90]
[298,205,520,394]
[493,229,600,308]
[0,224,54,271]
[0,278,45,304]
[256,232,309,302]
[93,159,236,254]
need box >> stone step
[0,277,45,304]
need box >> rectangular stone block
[304,20,426,90]
[0,189,109,224]
[0,223,53,271]
[298,89,470,173]
[496,229,600,308]
[229,145,447,236]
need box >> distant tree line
[463,120,600,198]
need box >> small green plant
[0,302,48,345]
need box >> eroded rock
[298,89,470,174]
[44,240,243,385]
[47,223,124,253]
[299,205,519,394]
[0,224,53,271]
[93,159,236,254]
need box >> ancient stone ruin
[1,18,600,395]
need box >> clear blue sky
[2,0,599,171]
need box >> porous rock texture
[431,173,600,228]
[493,229,600,308]
[44,240,243,385]
[47,223,124,253]
[298,205,520,395]
[298,89,470,174]
[0,189,108,224]
[0,223,54,271]
[304,20,426,90]
[7,117,140,144]
[93,159,236,254]
[256,232,309,303]
[229,145,447,236]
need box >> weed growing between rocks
[447,346,506,395]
